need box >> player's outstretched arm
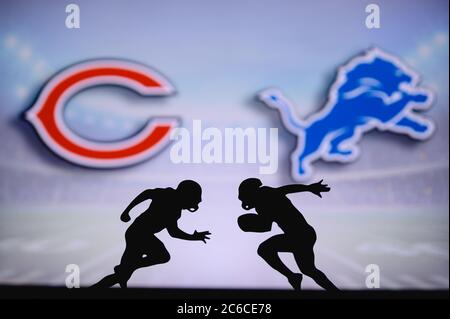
[120,189,154,222]
[277,184,309,194]
[167,222,211,243]
[277,180,330,198]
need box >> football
[238,213,263,232]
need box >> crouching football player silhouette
[92,180,211,288]
[237,178,339,291]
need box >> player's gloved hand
[193,230,211,243]
[120,212,131,223]
[308,179,330,198]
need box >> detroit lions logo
[259,47,435,181]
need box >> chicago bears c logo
[259,47,435,181]
[26,59,179,168]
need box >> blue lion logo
[259,48,435,181]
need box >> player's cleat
[113,265,128,288]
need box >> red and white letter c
[26,59,178,168]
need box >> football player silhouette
[93,180,211,288]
